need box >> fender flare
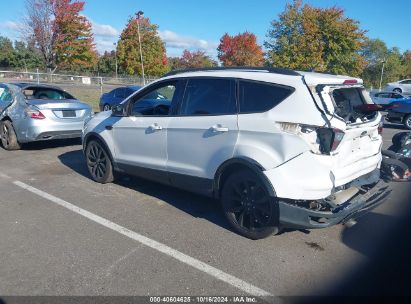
[213,157,276,198]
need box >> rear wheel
[404,114,411,130]
[85,139,114,183]
[0,120,21,150]
[103,104,111,111]
[221,169,279,239]
[393,88,402,93]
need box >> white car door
[111,80,179,176]
[166,78,239,194]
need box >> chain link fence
[0,69,158,111]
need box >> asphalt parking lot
[0,123,410,298]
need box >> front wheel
[0,120,21,150]
[85,139,115,183]
[221,169,279,239]
[404,114,411,130]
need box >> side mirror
[112,104,126,116]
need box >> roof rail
[163,66,301,77]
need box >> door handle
[211,124,229,133]
[149,123,163,131]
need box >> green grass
[60,85,120,112]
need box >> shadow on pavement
[58,149,232,233]
[340,212,397,258]
[21,138,81,150]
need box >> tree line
[0,0,410,88]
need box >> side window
[179,78,236,116]
[239,80,294,113]
[0,86,13,111]
[0,87,13,103]
[130,82,176,116]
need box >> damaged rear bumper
[278,171,392,229]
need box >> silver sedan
[0,82,92,150]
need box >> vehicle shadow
[21,138,82,150]
[340,212,397,258]
[57,149,232,232]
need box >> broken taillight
[277,122,344,155]
[317,128,345,154]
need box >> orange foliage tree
[217,32,264,67]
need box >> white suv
[82,67,390,239]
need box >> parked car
[82,67,390,239]
[99,86,142,111]
[386,101,411,129]
[385,79,411,94]
[371,91,408,104]
[0,82,92,150]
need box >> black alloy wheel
[85,140,114,183]
[221,170,279,239]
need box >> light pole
[379,58,386,91]
[136,10,145,85]
[113,42,118,79]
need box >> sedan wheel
[0,120,21,150]
[221,170,279,239]
[103,104,111,111]
[404,115,411,130]
[86,140,114,183]
[393,88,402,93]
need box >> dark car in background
[99,86,142,111]
[386,100,411,129]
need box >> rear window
[239,81,294,113]
[179,78,236,116]
[23,87,74,100]
[331,87,367,120]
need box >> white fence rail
[0,70,158,95]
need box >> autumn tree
[217,32,264,67]
[22,0,55,68]
[169,49,217,70]
[403,51,411,79]
[23,0,97,71]
[265,0,367,76]
[117,14,168,76]
[361,38,405,88]
[51,0,97,71]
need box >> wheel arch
[83,132,117,170]
[213,157,276,199]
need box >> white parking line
[13,180,272,297]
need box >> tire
[404,114,411,130]
[393,88,402,93]
[221,169,279,239]
[0,120,21,150]
[103,104,111,111]
[85,139,115,183]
